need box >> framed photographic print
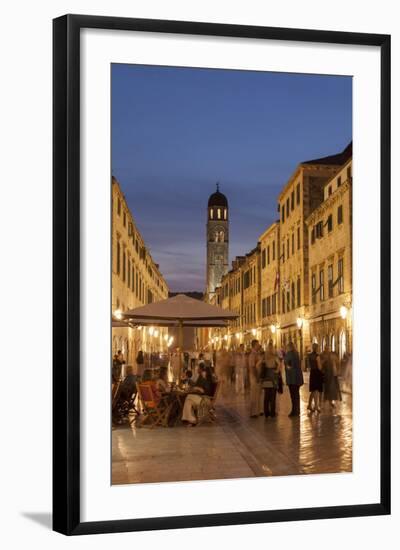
[53,14,391,535]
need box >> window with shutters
[272,240,276,260]
[338,204,343,225]
[338,258,344,293]
[296,183,300,205]
[297,226,300,249]
[261,249,266,269]
[312,273,316,304]
[316,221,323,238]
[281,204,285,223]
[297,277,301,307]
[116,240,121,275]
[291,190,294,211]
[327,214,333,233]
[328,264,333,297]
[319,269,324,301]
[291,282,295,310]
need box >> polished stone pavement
[112,376,352,485]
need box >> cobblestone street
[112,377,352,485]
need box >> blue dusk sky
[112,64,352,292]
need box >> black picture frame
[53,14,391,535]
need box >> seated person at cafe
[181,369,195,388]
[119,366,137,401]
[181,366,215,426]
[140,369,161,402]
[155,366,171,394]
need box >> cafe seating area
[112,367,221,429]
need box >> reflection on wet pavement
[112,379,352,485]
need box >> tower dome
[208,183,228,208]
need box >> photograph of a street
[111,64,353,485]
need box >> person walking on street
[249,339,263,417]
[234,344,247,395]
[321,343,342,409]
[307,343,323,413]
[260,342,280,418]
[215,346,231,398]
[284,342,304,417]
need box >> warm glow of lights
[270,324,276,334]
[154,329,159,338]
[236,332,241,339]
[296,317,303,329]
[223,335,228,341]
[167,336,174,347]
[114,309,123,320]
[164,334,169,342]
[340,305,348,319]
[251,328,256,336]
[148,326,154,336]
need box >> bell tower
[206,183,229,301]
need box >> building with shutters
[305,157,353,359]
[111,177,169,368]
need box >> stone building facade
[305,158,352,358]
[207,143,352,362]
[112,177,169,368]
[206,184,229,301]
[259,222,280,346]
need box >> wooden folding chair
[136,383,172,428]
[196,381,221,426]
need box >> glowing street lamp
[296,317,303,329]
[251,328,257,336]
[270,324,276,334]
[340,305,348,320]
[114,309,123,320]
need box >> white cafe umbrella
[123,294,238,366]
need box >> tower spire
[216,182,219,192]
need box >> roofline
[259,220,279,242]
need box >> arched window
[209,208,214,219]
[331,334,336,352]
[217,208,221,219]
[224,209,227,220]
[215,230,224,242]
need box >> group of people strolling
[214,339,342,419]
